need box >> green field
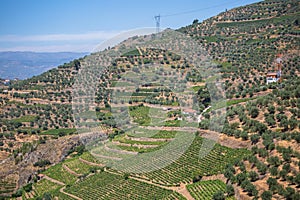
[208,97,256,112]
[9,115,37,123]
[113,143,165,153]
[129,105,151,125]
[121,48,141,56]
[41,128,77,135]
[64,157,101,175]
[126,128,178,138]
[43,163,77,185]
[32,179,62,197]
[80,152,104,164]
[113,135,167,146]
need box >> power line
[154,1,244,33]
[161,0,242,18]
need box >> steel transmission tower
[154,15,160,33]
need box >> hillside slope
[0,0,299,199]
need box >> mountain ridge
[0,51,87,80]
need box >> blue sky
[0,0,261,52]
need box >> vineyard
[0,181,16,195]
[23,179,74,200]
[30,179,61,198]
[19,133,248,199]
[80,152,104,164]
[64,157,101,175]
[90,129,184,160]
[135,136,249,186]
[43,163,77,185]
[187,180,235,200]
[0,0,299,199]
[86,126,249,186]
[129,105,151,126]
[126,128,178,138]
[64,171,185,200]
[52,192,76,200]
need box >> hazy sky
[0,0,261,52]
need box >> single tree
[226,184,235,197]
[212,191,225,200]
[249,171,259,182]
[261,191,272,200]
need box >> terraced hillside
[180,0,299,99]
[179,0,300,198]
[0,0,299,199]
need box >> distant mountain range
[0,51,87,80]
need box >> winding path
[79,157,104,167]
[43,175,65,186]
[91,151,122,161]
[60,186,83,200]
[42,174,82,200]
[62,164,82,177]
[129,176,195,200]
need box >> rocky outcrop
[0,135,81,194]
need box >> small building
[266,72,279,84]
[182,108,198,120]
[37,174,45,180]
[177,117,183,121]
[266,54,283,85]
[266,71,282,85]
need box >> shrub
[261,191,272,200]
[249,171,258,182]
[212,191,225,200]
[34,159,51,167]
[192,175,202,183]
[12,189,23,197]
[267,177,278,191]
[123,173,130,180]
[23,183,32,192]
[249,107,259,118]
[250,134,260,144]
[226,184,235,196]
[295,174,300,187]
